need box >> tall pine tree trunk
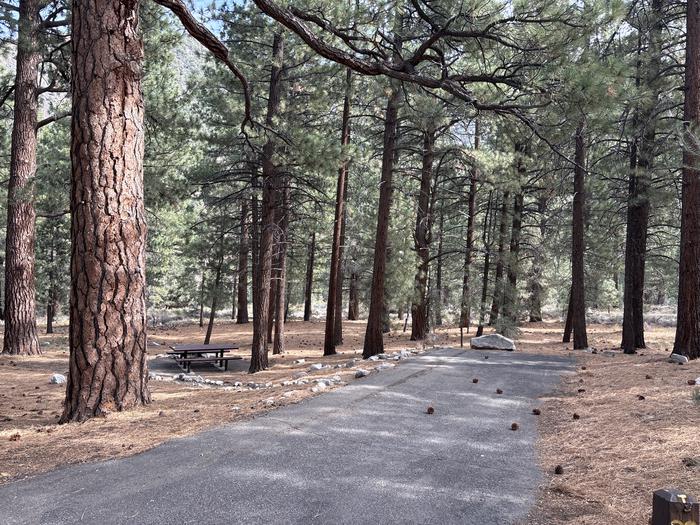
[204,255,223,345]
[674,0,700,360]
[62,0,150,421]
[250,32,284,372]
[334,172,349,346]
[459,121,479,332]
[362,86,401,358]
[3,0,41,356]
[410,126,435,341]
[622,0,663,354]
[324,69,352,355]
[434,211,444,326]
[502,192,524,327]
[348,270,359,320]
[476,192,494,337]
[489,192,510,325]
[273,183,290,355]
[303,232,315,321]
[236,202,249,323]
[571,118,589,350]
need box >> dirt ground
[1,318,698,525]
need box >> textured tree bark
[204,256,223,345]
[231,276,237,320]
[236,202,249,323]
[410,127,435,341]
[571,118,589,350]
[489,192,510,325]
[459,122,479,332]
[476,192,494,337]
[250,32,284,373]
[674,0,700,360]
[362,87,401,358]
[2,0,41,356]
[348,270,359,320]
[324,69,352,355]
[250,190,260,319]
[273,183,289,355]
[622,0,663,354]
[46,234,57,335]
[61,0,150,422]
[303,232,315,321]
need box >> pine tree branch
[151,0,252,129]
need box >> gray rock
[669,353,689,365]
[309,363,325,371]
[376,363,396,371]
[344,360,356,368]
[399,350,411,358]
[49,373,66,385]
[355,369,369,378]
[292,371,308,379]
[470,334,516,351]
[368,355,380,362]
[294,359,306,364]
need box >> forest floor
[1,318,698,524]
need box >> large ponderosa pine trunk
[621,0,664,354]
[250,32,284,373]
[410,126,435,341]
[3,0,41,356]
[571,119,589,350]
[324,69,351,355]
[236,202,249,323]
[362,87,401,358]
[61,0,150,422]
[673,0,700,360]
[348,270,359,320]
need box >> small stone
[581,366,587,370]
[9,433,20,442]
[472,378,479,384]
[376,363,395,371]
[309,363,325,371]
[158,411,165,417]
[646,375,653,380]
[510,422,519,431]
[669,353,689,365]
[294,359,306,364]
[637,395,645,400]
[496,389,503,395]
[532,408,541,416]
[470,334,516,351]
[193,409,200,413]
[554,465,564,475]
[578,388,586,393]
[49,374,66,385]
[368,355,380,362]
[689,378,700,386]
[426,406,434,414]
[573,413,580,420]
[355,369,369,378]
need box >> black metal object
[652,489,700,525]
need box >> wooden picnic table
[168,343,241,373]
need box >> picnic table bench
[168,343,241,373]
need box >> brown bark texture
[236,202,249,323]
[3,0,41,356]
[324,69,352,355]
[363,87,401,358]
[674,0,700,360]
[250,32,284,373]
[62,0,150,422]
[303,232,315,321]
[571,119,589,350]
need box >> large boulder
[470,334,516,351]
